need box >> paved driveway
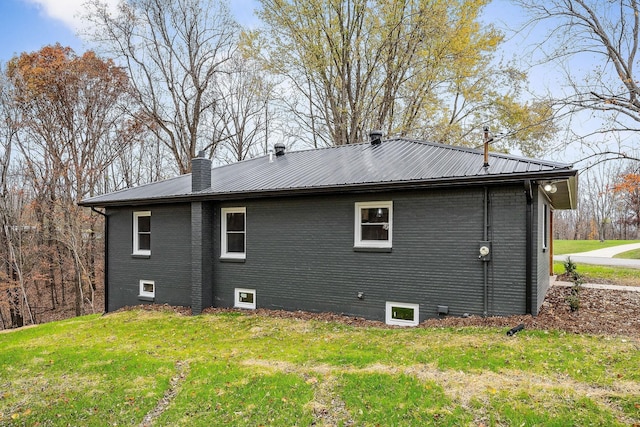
[553,243,640,269]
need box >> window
[139,280,155,299]
[234,288,256,309]
[385,301,419,326]
[543,204,549,251]
[133,211,151,256]
[221,207,246,259]
[355,201,393,248]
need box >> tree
[85,0,240,174]
[5,44,134,319]
[216,51,276,162]
[8,45,134,202]
[0,65,34,328]
[581,164,620,241]
[612,167,640,237]
[514,0,640,164]
[254,0,555,152]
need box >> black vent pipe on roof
[274,143,286,156]
[369,130,383,145]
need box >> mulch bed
[116,286,640,338]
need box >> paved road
[553,242,640,269]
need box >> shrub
[563,257,583,312]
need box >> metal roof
[80,138,578,208]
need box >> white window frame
[385,301,419,326]
[354,201,393,248]
[133,211,151,256]
[139,279,155,299]
[221,207,246,259]
[234,288,256,309]
[542,203,549,251]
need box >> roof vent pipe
[191,150,212,192]
[483,126,493,168]
[274,143,286,156]
[369,130,383,145]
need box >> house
[79,133,578,325]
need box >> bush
[563,257,583,312]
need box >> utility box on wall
[478,241,492,262]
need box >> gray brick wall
[107,203,192,310]
[214,186,531,321]
[534,188,552,314]
[191,202,214,314]
[104,184,549,320]
[481,186,528,316]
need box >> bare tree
[5,45,134,319]
[515,0,640,164]
[581,165,620,241]
[84,0,240,173]
[254,0,555,153]
[0,65,34,328]
[216,52,277,162]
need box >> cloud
[24,0,119,32]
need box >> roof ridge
[388,137,571,169]
[211,140,374,171]
[211,138,571,172]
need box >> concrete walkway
[552,280,640,292]
[553,242,640,269]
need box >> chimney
[274,143,286,156]
[192,150,212,192]
[369,130,383,145]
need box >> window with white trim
[139,280,155,299]
[543,203,549,251]
[355,201,393,248]
[221,207,246,259]
[133,211,151,256]
[234,288,256,309]
[385,301,419,326]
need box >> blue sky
[0,0,261,63]
[0,0,83,62]
[0,0,598,164]
[0,0,528,62]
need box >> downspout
[483,186,489,317]
[523,180,533,315]
[91,207,108,314]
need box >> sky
[0,0,261,62]
[0,0,87,61]
[0,0,607,165]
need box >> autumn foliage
[612,170,640,230]
[0,44,137,328]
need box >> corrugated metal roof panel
[80,138,575,206]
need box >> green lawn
[553,239,640,255]
[553,240,640,286]
[553,262,640,286]
[1,310,639,426]
[614,248,640,259]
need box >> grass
[553,239,640,255]
[614,248,640,259]
[1,310,639,426]
[553,261,640,286]
[553,240,640,286]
